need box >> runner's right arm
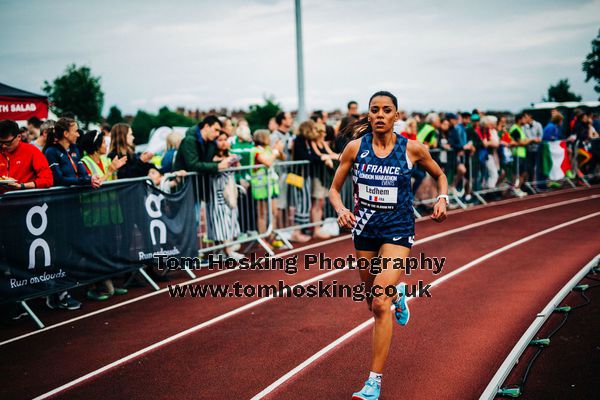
[328,139,360,229]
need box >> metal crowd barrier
[413,140,598,210]
[269,160,353,249]
[0,173,200,328]
[191,163,278,258]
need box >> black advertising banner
[0,179,198,303]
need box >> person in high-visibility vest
[509,113,535,196]
[417,112,441,148]
[250,129,284,249]
[78,130,128,302]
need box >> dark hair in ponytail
[78,130,104,156]
[43,117,76,154]
[338,91,398,150]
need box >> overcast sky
[1,0,599,115]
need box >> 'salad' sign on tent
[0,82,49,121]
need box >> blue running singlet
[351,132,415,239]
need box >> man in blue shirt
[448,113,474,197]
[543,112,564,141]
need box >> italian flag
[541,140,574,180]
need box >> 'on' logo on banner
[145,194,167,246]
[26,203,51,269]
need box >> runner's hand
[336,208,356,230]
[431,199,447,223]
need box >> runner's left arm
[410,141,448,222]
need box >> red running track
[0,186,599,400]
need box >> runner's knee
[372,295,392,317]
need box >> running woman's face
[368,96,398,135]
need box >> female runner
[328,91,448,400]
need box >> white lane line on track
[3,193,597,348]
[0,235,349,347]
[28,199,600,399]
[445,185,595,216]
[31,267,350,400]
[249,211,600,400]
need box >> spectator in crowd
[573,111,598,142]
[335,106,358,153]
[543,112,564,141]
[108,123,155,179]
[469,113,489,190]
[205,131,243,260]
[230,120,252,148]
[460,112,472,129]
[230,120,254,172]
[311,110,335,144]
[592,111,600,135]
[32,119,54,152]
[251,129,284,249]
[393,109,407,134]
[270,111,294,229]
[27,117,42,143]
[19,126,29,143]
[147,167,187,193]
[464,113,491,195]
[437,118,452,172]
[160,131,183,174]
[482,115,500,188]
[417,113,440,148]
[413,113,441,197]
[175,116,233,253]
[400,118,418,140]
[43,117,102,311]
[268,117,278,133]
[220,116,234,139]
[549,109,566,138]
[100,123,112,155]
[291,121,320,235]
[447,113,471,196]
[336,101,360,139]
[79,130,127,184]
[309,121,339,239]
[497,115,515,185]
[175,116,231,175]
[77,130,128,301]
[523,112,543,185]
[509,113,531,196]
[573,111,599,175]
[344,100,360,121]
[412,112,424,124]
[416,115,449,201]
[44,117,102,188]
[0,119,53,193]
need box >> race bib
[357,183,397,211]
